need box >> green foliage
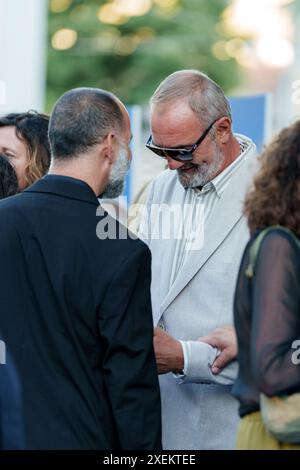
[47,0,240,111]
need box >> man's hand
[198,325,237,375]
[153,327,184,375]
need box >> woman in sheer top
[232,120,300,450]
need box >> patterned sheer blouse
[232,228,300,417]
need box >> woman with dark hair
[233,120,300,449]
[0,155,19,199]
[0,111,50,190]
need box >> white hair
[150,69,232,128]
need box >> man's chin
[177,171,204,189]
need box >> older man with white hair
[140,70,258,450]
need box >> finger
[198,335,217,346]
[211,350,231,374]
[199,328,224,341]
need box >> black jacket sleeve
[98,241,162,450]
[251,230,300,396]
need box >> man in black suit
[0,88,162,450]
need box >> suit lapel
[160,151,257,314]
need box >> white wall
[0,0,47,114]
[273,11,300,133]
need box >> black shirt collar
[24,175,100,206]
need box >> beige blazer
[140,136,258,449]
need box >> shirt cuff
[172,340,188,381]
[173,340,219,384]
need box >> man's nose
[166,157,185,170]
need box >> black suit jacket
[0,175,162,450]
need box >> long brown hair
[0,111,50,187]
[245,120,300,237]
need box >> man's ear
[215,117,232,144]
[101,132,116,164]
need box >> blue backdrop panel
[229,94,270,152]
[124,106,133,203]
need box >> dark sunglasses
[146,118,219,162]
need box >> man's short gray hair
[150,70,232,127]
[49,87,125,160]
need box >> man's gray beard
[100,147,130,199]
[177,141,225,189]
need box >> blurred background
[1,0,300,201]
